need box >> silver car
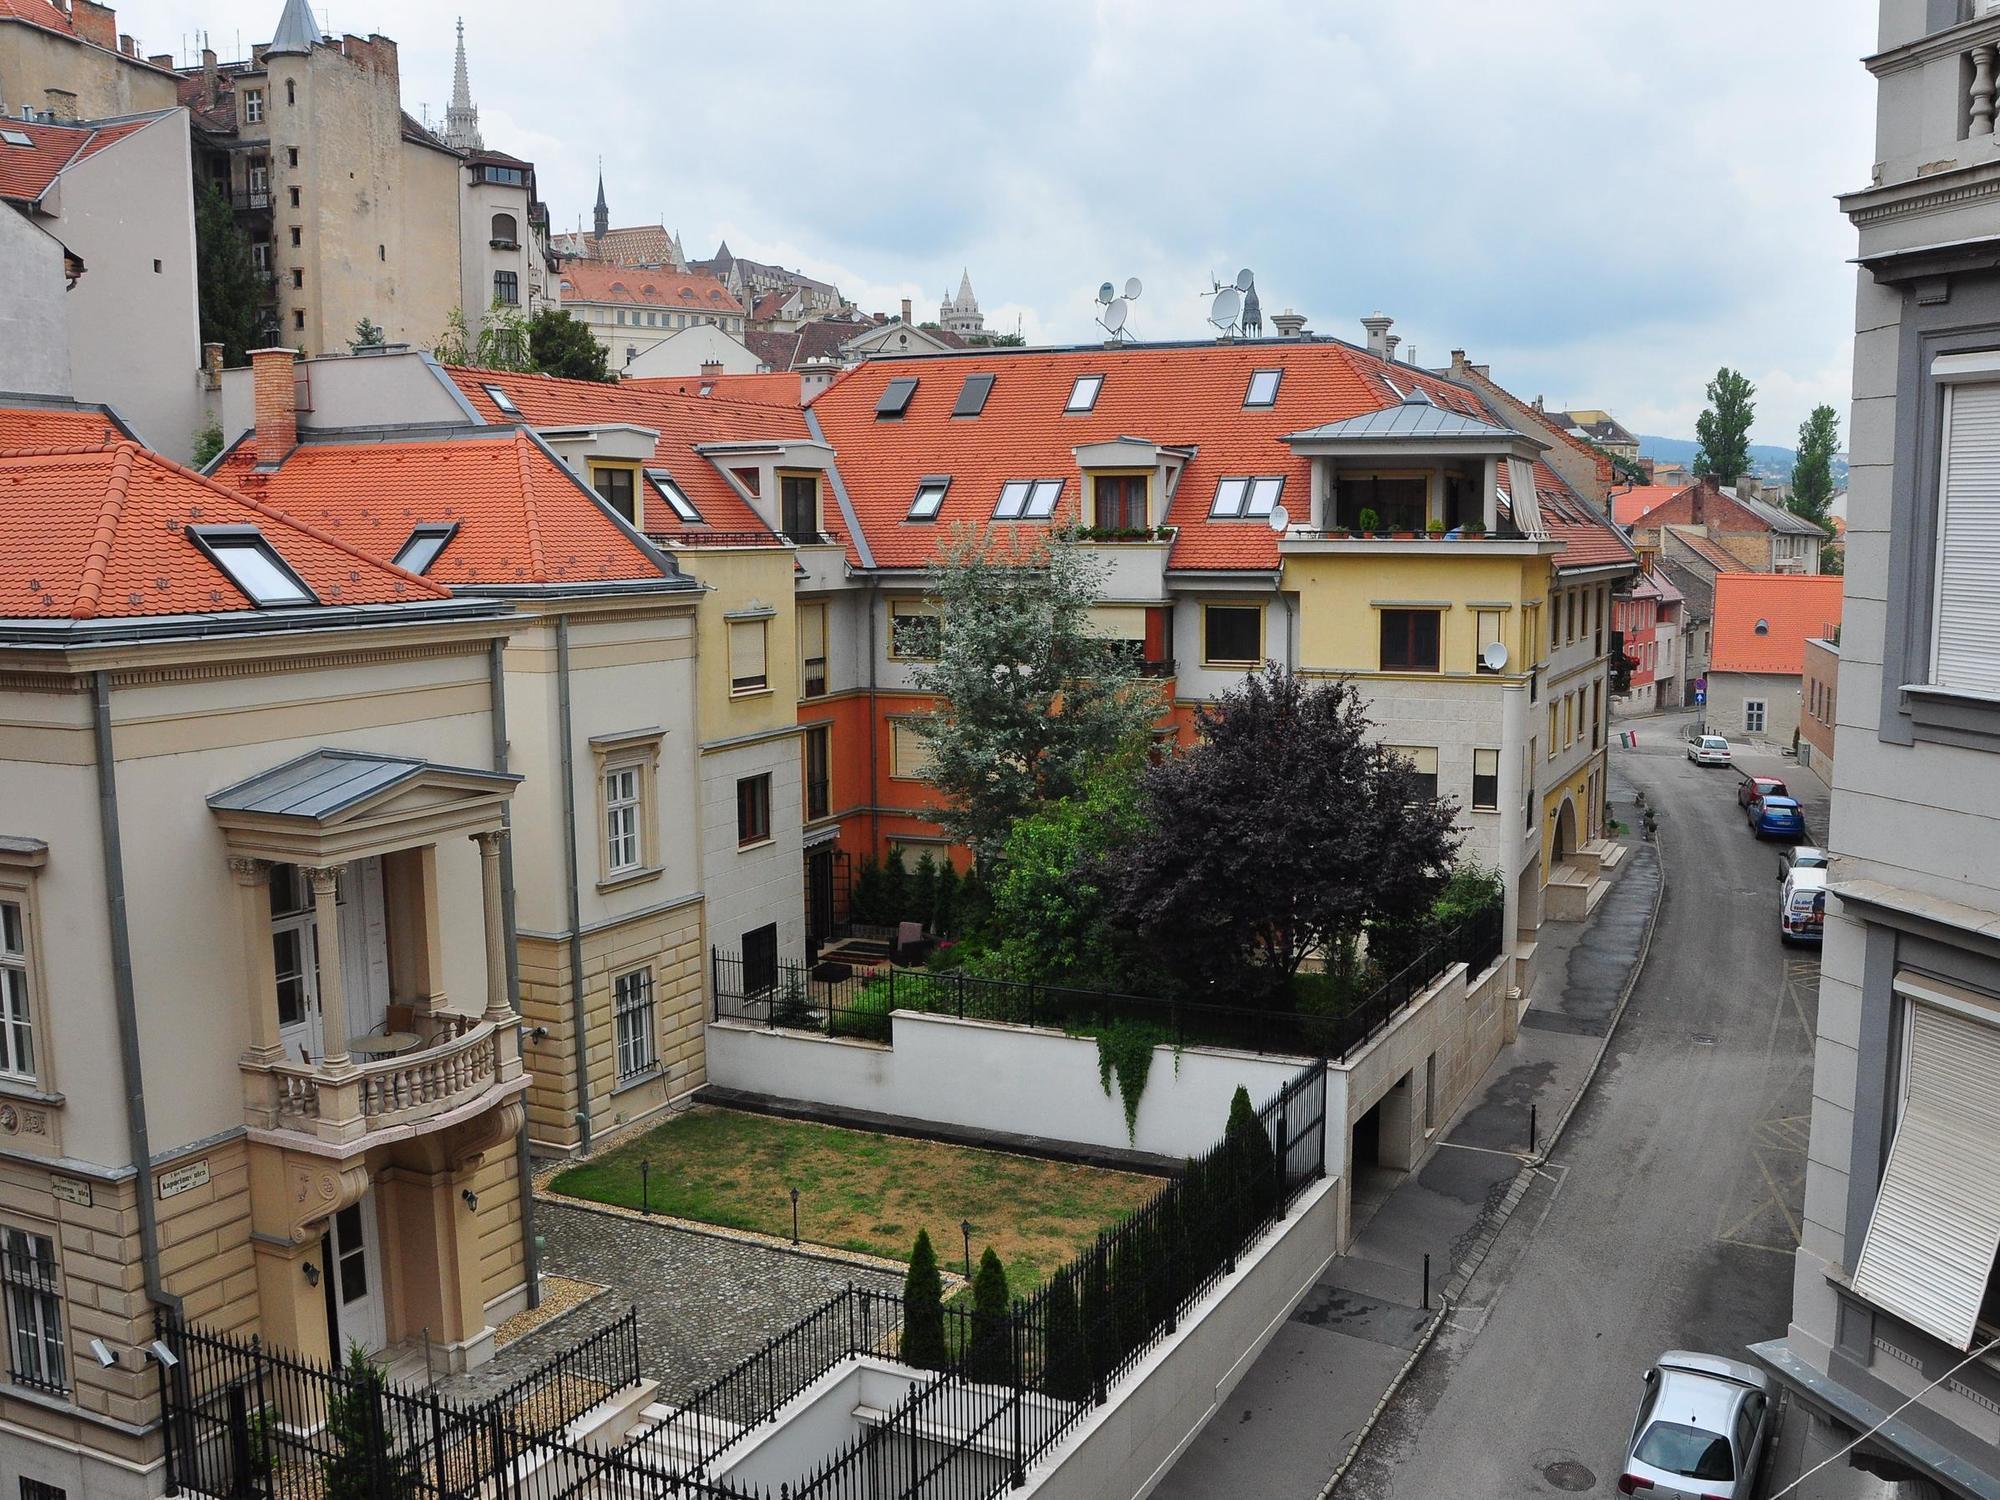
[1618,1351,1772,1498]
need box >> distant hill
[1636,434,1847,488]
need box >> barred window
[0,902,33,1081]
[612,969,656,1080]
[3,1229,64,1394]
[20,1480,65,1500]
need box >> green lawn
[549,1107,1160,1294]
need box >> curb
[1319,794,1667,1495]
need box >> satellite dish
[1210,287,1243,327]
[1235,267,1255,292]
[1102,299,1129,334]
[1097,281,1116,306]
[1124,276,1143,300]
[1481,641,1510,672]
[1267,503,1290,533]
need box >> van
[1780,868,1827,943]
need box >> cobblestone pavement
[441,1200,904,1407]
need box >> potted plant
[1462,520,1486,539]
[1356,508,1380,537]
[1426,518,1446,539]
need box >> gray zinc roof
[208,748,518,821]
[1727,489,1829,537]
[267,0,321,55]
[1283,404,1524,443]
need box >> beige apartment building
[0,0,177,123]
[0,403,534,1498]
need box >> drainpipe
[92,672,182,1321]
[489,641,541,1308]
[866,579,881,857]
[555,617,594,1153]
[1498,680,1528,1011]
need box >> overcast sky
[132,0,1876,448]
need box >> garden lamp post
[961,1219,973,1280]
[791,1187,801,1245]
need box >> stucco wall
[0,207,72,396]
[1705,669,1803,746]
[623,322,764,377]
[0,22,177,120]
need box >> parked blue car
[1747,794,1806,841]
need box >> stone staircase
[1545,838,1625,922]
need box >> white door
[335,857,390,1048]
[270,866,323,1063]
[325,1191,385,1355]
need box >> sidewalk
[1153,790,1663,1500]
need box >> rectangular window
[800,603,828,697]
[482,382,520,415]
[1474,609,1505,673]
[290,226,301,247]
[907,479,948,521]
[1524,604,1542,668]
[612,968,656,1080]
[292,309,305,331]
[2,1230,64,1394]
[1548,703,1558,758]
[780,474,819,542]
[1389,745,1439,799]
[1592,682,1602,747]
[604,767,641,873]
[1594,588,1605,654]
[193,528,316,607]
[742,923,778,995]
[994,479,1061,520]
[1065,374,1103,412]
[243,89,263,124]
[1745,699,1767,734]
[737,774,772,845]
[391,524,454,574]
[875,377,918,418]
[591,465,636,523]
[1472,749,1500,810]
[1525,742,1536,826]
[493,270,519,306]
[1203,605,1262,667]
[890,599,941,660]
[1092,474,1147,530]
[646,471,701,522]
[1379,609,1441,672]
[290,267,303,290]
[952,373,994,417]
[804,725,830,821]
[1244,368,1282,408]
[1932,380,2000,695]
[0,903,31,1082]
[890,720,934,780]
[21,1479,65,1500]
[286,146,297,165]
[1567,589,1580,643]
[728,617,768,694]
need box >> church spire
[442,16,483,152]
[593,163,609,239]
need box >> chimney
[1385,333,1402,361]
[1360,311,1393,357]
[900,297,912,324]
[699,359,724,379]
[1737,474,1761,499]
[1694,474,1719,526]
[250,347,299,466]
[1449,348,1469,373]
[201,47,217,108]
[1270,308,1307,337]
[202,342,224,391]
[43,88,78,123]
[71,0,116,49]
[148,52,173,68]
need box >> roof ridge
[514,430,547,580]
[71,440,137,619]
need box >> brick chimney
[201,46,217,108]
[699,359,724,380]
[250,347,299,466]
[202,342,224,391]
[148,51,173,68]
[1694,474,1719,526]
[1360,312,1393,357]
[900,297,912,324]
[71,0,116,49]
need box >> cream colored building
[0,0,178,123]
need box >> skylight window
[953,374,994,417]
[1065,374,1103,413]
[1244,368,1282,408]
[908,478,949,521]
[1209,476,1285,518]
[646,470,702,523]
[192,528,316,607]
[392,523,456,574]
[876,377,918,418]
[995,479,1061,520]
[481,383,520,415]
[0,129,33,148]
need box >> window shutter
[801,603,826,660]
[892,722,934,779]
[728,619,766,687]
[1936,382,2000,695]
[1084,606,1147,640]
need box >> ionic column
[306,865,353,1072]
[473,831,512,1025]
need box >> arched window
[490,212,518,246]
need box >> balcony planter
[1391,529,1416,540]
[1461,524,1487,540]
[1426,521,1447,540]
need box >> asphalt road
[1337,716,1890,1500]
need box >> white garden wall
[706,1011,1313,1161]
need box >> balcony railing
[250,1015,504,1146]
[232,190,272,212]
[646,529,789,549]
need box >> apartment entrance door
[321,1191,385,1354]
[268,860,391,1063]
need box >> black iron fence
[714,898,1506,1065]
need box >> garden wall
[705,1011,1313,1161]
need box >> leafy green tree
[1584,438,1646,486]
[194,181,263,365]
[527,307,613,382]
[1820,543,1845,576]
[433,302,533,372]
[965,1247,1014,1384]
[1693,367,1756,485]
[1040,1269,1090,1402]
[911,529,1160,869]
[350,317,385,351]
[320,1343,417,1499]
[191,417,226,468]
[1787,404,1840,540]
[901,1229,948,1369]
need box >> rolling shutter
[728,619,766,691]
[1084,606,1148,640]
[1851,979,2000,1350]
[1936,382,2000,696]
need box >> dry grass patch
[548,1107,1160,1292]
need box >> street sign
[1694,688,1706,705]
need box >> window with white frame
[1744,699,1767,734]
[1932,377,2000,695]
[612,968,656,1080]
[243,89,263,124]
[0,901,32,1082]
[2,1229,64,1394]
[604,767,641,874]
[1471,749,1500,810]
[890,599,942,660]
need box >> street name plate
[157,1159,210,1200]
[50,1176,91,1207]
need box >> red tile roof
[446,367,812,541]
[0,406,123,449]
[556,260,742,316]
[1528,466,1637,572]
[214,428,666,587]
[0,115,149,204]
[1710,573,1845,675]
[808,342,1504,571]
[553,225,682,266]
[0,441,449,619]
[624,372,803,407]
[1610,484,1684,525]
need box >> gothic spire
[593,164,609,239]
[442,16,483,152]
[267,0,319,56]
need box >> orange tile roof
[0,441,450,619]
[624,372,803,407]
[1526,465,1637,572]
[447,366,812,540]
[556,260,743,317]
[1710,573,1845,675]
[807,341,1496,571]
[1611,484,1684,525]
[0,115,149,203]
[214,428,668,588]
[0,406,123,449]
[0,0,73,35]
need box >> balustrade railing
[250,1017,501,1137]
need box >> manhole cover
[1691,1032,1717,1045]
[1542,1458,1596,1491]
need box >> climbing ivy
[1087,1020,1176,1141]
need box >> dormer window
[953,374,994,417]
[995,479,1062,520]
[646,470,701,523]
[1244,369,1282,408]
[876,378,918,419]
[191,527,316,607]
[1091,474,1146,530]
[481,383,520,415]
[391,523,456,574]
[908,477,949,521]
[1065,374,1103,413]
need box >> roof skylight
[391,523,456,574]
[1244,369,1282,408]
[1065,374,1103,413]
[995,479,1062,520]
[0,129,33,148]
[908,479,949,521]
[646,470,702,523]
[1209,476,1285,518]
[481,383,520,415]
[192,528,316,607]
[876,377,918,418]
[953,374,994,417]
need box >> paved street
[1338,714,1886,1500]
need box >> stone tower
[939,269,984,336]
[442,17,482,152]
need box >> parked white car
[1684,729,1733,766]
